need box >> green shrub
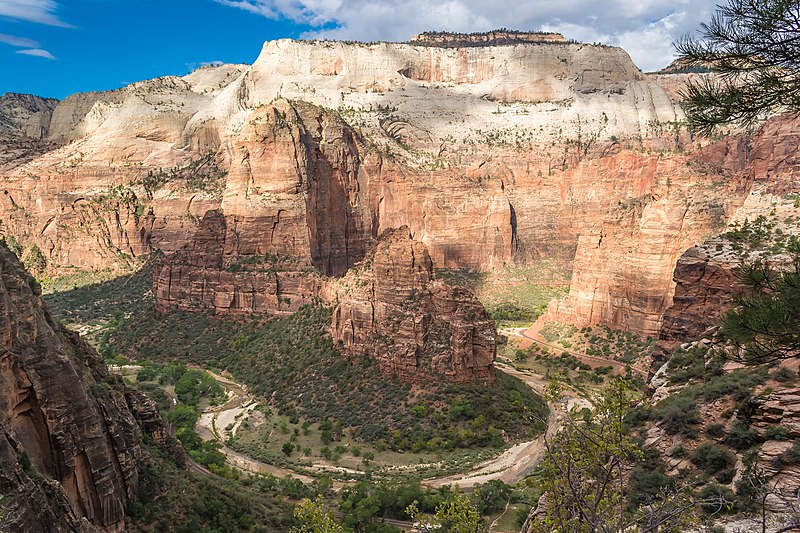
[771,366,796,382]
[725,424,759,451]
[765,425,790,440]
[656,396,701,437]
[697,483,737,514]
[691,443,736,475]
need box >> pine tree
[675,0,800,134]
[721,242,800,363]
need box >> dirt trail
[514,325,649,378]
[195,371,317,484]
[423,362,579,489]
[195,365,577,489]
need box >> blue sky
[1,0,719,100]
[0,0,314,99]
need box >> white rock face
[235,39,681,143]
[14,39,684,172]
[14,38,684,185]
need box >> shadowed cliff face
[0,244,159,532]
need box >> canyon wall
[0,243,161,532]
[540,113,800,337]
[4,36,796,338]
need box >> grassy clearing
[498,322,653,393]
[437,260,570,322]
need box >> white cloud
[0,33,40,48]
[0,0,71,27]
[16,48,56,59]
[216,0,719,71]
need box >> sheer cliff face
[3,38,793,337]
[0,244,153,532]
[330,228,496,383]
[0,39,678,274]
[541,113,800,337]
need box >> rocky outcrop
[330,228,496,383]
[654,188,800,364]
[410,30,567,46]
[655,242,741,357]
[0,243,158,532]
[0,93,58,139]
[541,113,800,338]
[153,210,325,314]
[539,155,735,337]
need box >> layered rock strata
[541,113,800,338]
[153,210,325,314]
[0,243,158,532]
[655,189,800,362]
[330,228,496,383]
[410,30,567,46]
[5,37,793,338]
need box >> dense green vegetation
[436,261,569,323]
[135,362,231,471]
[108,303,547,452]
[129,449,294,532]
[294,479,528,532]
[44,263,546,457]
[43,257,154,335]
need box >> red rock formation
[655,240,741,359]
[540,114,800,338]
[330,227,496,383]
[0,243,161,531]
[153,210,325,314]
[539,154,736,337]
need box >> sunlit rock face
[330,227,496,384]
[7,36,798,338]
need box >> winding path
[512,326,649,378]
[423,362,578,489]
[195,370,317,484]
[194,364,580,489]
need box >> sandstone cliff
[153,210,325,314]
[540,114,800,338]
[330,228,496,383]
[0,37,782,339]
[0,243,159,532]
[0,93,58,139]
[0,37,678,276]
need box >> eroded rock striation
[330,227,496,383]
[0,243,159,532]
[5,37,800,339]
[153,209,325,314]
